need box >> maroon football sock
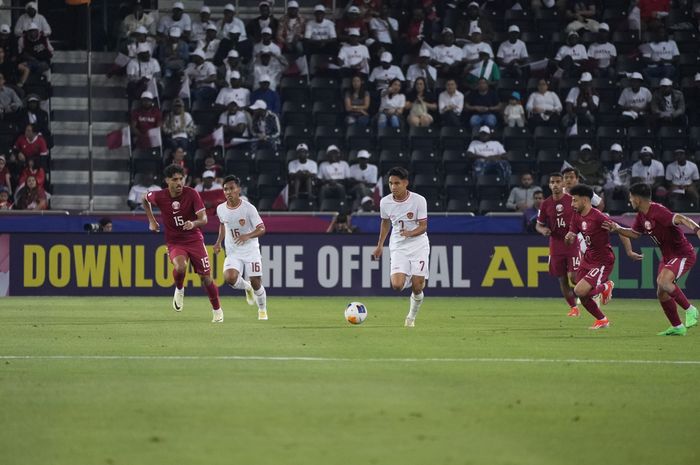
[580,296,606,320]
[565,294,577,307]
[590,282,607,297]
[172,269,185,290]
[669,286,691,310]
[660,297,682,326]
[203,281,221,310]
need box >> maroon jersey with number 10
[569,207,615,268]
[146,187,205,244]
[537,193,579,256]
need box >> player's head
[387,166,409,197]
[561,167,580,189]
[568,184,593,213]
[549,172,564,196]
[629,182,651,210]
[222,174,242,202]
[163,164,185,194]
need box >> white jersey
[380,191,429,253]
[216,199,264,258]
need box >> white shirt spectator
[526,91,563,114]
[253,41,282,58]
[158,14,192,35]
[431,44,463,65]
[439,90,464,115]
[467,139,507,158]
[632,159,665,183]
[369,17,399,44]
[14,12,51,37]
[121,12,156,37]
[368,65,405,91]
[185,61,217,88]
[565,87,600,108]
[219,18,248,41]
[497,39,528,64]
[406,63,437,85]
[126,57,161,81]
[666,161,700,187]
[555,44,588,62]
[197,38,221,60]
[338,44,371,75]
[195,181,223,192]
[288,159,319,174]
[128,184,160,205]
[462,42,494,61]
[191,21,216,43]
[167,112,194,139]
[587,42,617,68]
[642,40,680,62]
[349,164,378,184]
[319,160,351,181]
[127,39,157,58]
[253,63,284,90]
[305,19,337,40]
[379,92,406,112]
[218,110,250,135]
[216,86,251,108]
[617,87,653,110]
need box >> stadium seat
[504,10,532,32]
[533,127,563,151]
[606,199,633,215]
[479,199,510,215]
[312,101,342,126]
[282,101,311,126]
[669,195,699,213]
[308,54,335,76]
[379,149,409,174]
[377,127,406,151]
[506,150,536,174]
[440,126,470,150]
[592,78,618,102]
[566,127,596,152]
[444,174,475,200]
[441,150,471,173]
[673,30,699,54]
[536,150,567,174]
[409,127,438,151]
[658,127,687,152]
[533,9,562,34]
[283,125,313,151]
[257,174,285,199]
[410,150,440,174]
[688,127,700,152]
[627,127,656,151]
[346,126,375,151]
[289,198,317,212]
[131,149,161,176]
[503,127,532,151]
[597,126,626,152]
[612,30,640,55]
[413,174,441,200]
[191,108,219,132]
[255,150,285,175]
[319,198,347,213]
[280,77,309,103]
[476,175,509,200]
[224,149,252,177]
[314,126,344,150]
[310,77,341,102]
[447,197,478,213]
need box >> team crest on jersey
[239,219,246,226]
[556,204,564,214]
[407,212,414,219]
[581,221,587,231]
[172,201,181,210]
[645,220,652,230]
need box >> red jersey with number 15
[631,202,696,261]
[146,187,205,244]
[569,207,615,268]
[537,193,579,256]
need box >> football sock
[409,291,424,317]
[402,275,412,291]
[660,297,682,327]
[229,276,248,290]
[254,286,267,310]
[565,293,576,308]
[669,286,691,310]
[590,282,607,297]
[173,269,185,290]
[203,281,221,310]
[580,296,606,320]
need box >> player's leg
[223,256,255,304]
[189,243,222,322]
[389,273,408,292]
[246,257,267,320]
[573,268,609,328]
[405,254,429,327]
[660,258,698,328]
[551,255,578,316]
[655,264,689,335]
[170,250,188,311]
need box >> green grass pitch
[0,296,699,465]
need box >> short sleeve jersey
[146,187,205,244]
[632,202,695,260]
[569,207,615,268]
[380,191,429,252]
[537,193,579,256]
[216,199,265,257]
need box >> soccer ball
[345,302,368,325]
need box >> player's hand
[234,233,249,245]
[399,229,411,238]
[148,221,160,233]
[540,227,552,237]
[183,221,195,230]
[213,242,221,254]
[602,221,618,232]
[372,245,383,260]
[564,232,575,245]
[696,230,700,241]
[627,250,644,261]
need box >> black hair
[549,172,563,179]
[387,166,409,180]
[223,174,241,186]
[568,184,594,199]
[629,182,652,199]
[561,167,579,178]
[99,217,112,227]
[163,164,185,178]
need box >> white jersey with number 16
[216,199,264,258]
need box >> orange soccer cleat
[600,281,615,305]
[589,317,610,330]
[567,306,580,317]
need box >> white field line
[0,355,699,365]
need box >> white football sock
[254,286,267,310]
[408,291,424,318]
[229,276,249,290]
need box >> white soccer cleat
[258,309,268,320]
[404,317,415,327]
[172,287,184,312]
[245,283,255,306]
[212,308,224,323]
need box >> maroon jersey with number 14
[146,187,206,245]
[537,193,579,256]
[569,207,615,269]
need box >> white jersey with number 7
[380,191,430,252]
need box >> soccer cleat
[258,309,268,321]
[567,306,580,317]
[600,281,615,305]
[657,325,687,336]
[589,317,610,330]
[244,283,255,306]
[172,287,184,312]
[404,317,415,327]
[685,306,698,328]
[212,308,224,323]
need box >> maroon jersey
[632,202,696,260]
[537,193,579,256]
[570,207,615,268]
[146,187,205,245]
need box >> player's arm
[400,219,427,238]
[235,224,266,245]
[535,221,551,236]
[142,195,160,232]
[619,234,643,261]
[602,220,641,239]
[673,214,700,239]
[184,209,207,230]
[213,222,225,253]
[372,218,391,259]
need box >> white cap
[206,24,218,32]
[348,6,361,13]
[326,145,340,153]
[0,24,10,34]
[288,1,300,8]
[508,25,520,33]
[141,91,154,99]
[660,77,673,86]
[230,70,241,79]
[380,52,392,63]
[631,72,644,80]
[314,4,326,12]
[137,42,151,53]
[27,23,39,31]
[471,26,482,34]
[641,146,654,154]
[579,72,593,83]
[224,3,236,12]
[442,27,453,34]
[261,27,273,35]
[190,49,205,59]
[169,26,182,38]
[479,126,491,134]
[259,0,271,6]
[227,49,240,58]
[259,74,272,82]
[695,72,700,82]
[361,196,373,204]
[134,25,148,34]
[357,150,371,159]
[260,46,272,54]
[419,48,431,58]
[598,22,609,31]
[26,2,37,9]
[568,30,579,37]
[250,99,268,110]
[468,1,480,7]
[580,143,592,151]
[348,28,360,36]
[200,6,211,13]
[173,2,185,10]
[610,143,623,152]
[202,170,216,179]
[297,143,309,151]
